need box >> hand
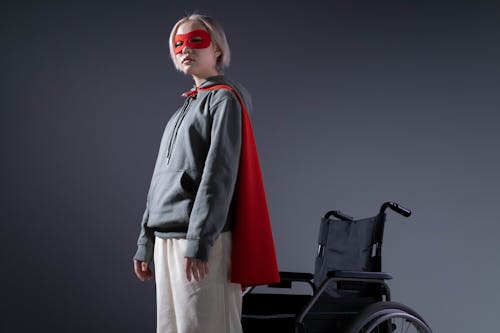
[184,257,209,282]
[134,259,153,282]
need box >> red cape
[198,84,280,287]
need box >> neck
[192,71,220,87]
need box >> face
[174,20,221,79]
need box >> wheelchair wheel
[345,301,432,333]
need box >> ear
[214,46,222,58]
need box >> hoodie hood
[198,75,253,115]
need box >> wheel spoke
[404,318,411,333]
[345,301,432,333]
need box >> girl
[132,14,279,333]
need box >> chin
[181,66,197,76]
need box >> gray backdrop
[2,1,499,332]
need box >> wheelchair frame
[241,202,433,333]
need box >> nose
[181,45,192,54]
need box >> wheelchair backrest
[313,212,386,297]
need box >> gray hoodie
[133,75,252,263]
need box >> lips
[182,57,193,64]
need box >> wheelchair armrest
[266,271,315,292]
[279,271,314,282]
[327,270,393,281]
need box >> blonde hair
[169,14,231,72]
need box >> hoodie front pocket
[148,170,194,223]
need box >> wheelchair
[242,202,433,333]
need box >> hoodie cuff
[185,238,210,261]
[133,243,154,264]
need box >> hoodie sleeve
[133,202,155,263]
[184,92,242,260]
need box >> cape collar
[181,75,227,98]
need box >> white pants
[154,232,243,333]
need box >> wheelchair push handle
[380,202,411,217]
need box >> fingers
[198,260,208,280]
[134,259,141,272]
[198,261,208,280]
[134,260,144,281]
[184,258,192,282]
[134,259,153,282]
[184,258,209,282]
[192,264,200,282]
[192,261,201,281]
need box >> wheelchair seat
[241,202,433,333]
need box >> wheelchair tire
[345,301,432,333]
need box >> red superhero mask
[174,29,212,54]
